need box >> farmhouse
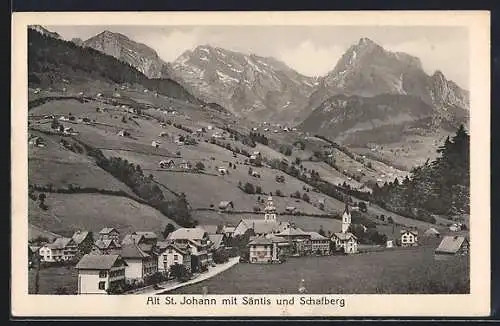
[71,230,94,254]
[218,167,228,175]
[424,227,441,238]
[218,200,234,211]
[117,130,130,137]
[434,236,469,260]
[91,239,122,255]
[39,237,79,262]
[120,243,158,281]
[159,159,175,169]
[179,160,192,170]
[121,231,158,249]
[306,232,330,255]
[285,206,297,214]
[157,242,192,273]
[449,223,462,232]
[98,228,120,241]
[28,135,45,147]
[76,254,127,294]
[151,140,160,148]
[166,228,213,271]
[400,230,419,247]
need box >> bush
[243,182,255,194]
[195,162,205,171]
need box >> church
[330,200,359,254]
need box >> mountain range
[34,26,469,142]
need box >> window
[99,271,107,278]
[174,255,179,261]
[98,281,106,290]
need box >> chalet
[218,201,234,211]
[39,237,78,262]
[157,242,192,273]
[251,171,261,178]
[121,231,158,248]
[449,223,462,232]
[117,130,130,137]
[91,239,121,255]
[218,167,228,175]
[159,159,175,169]
[71,231,94,254]
[98,228,120,241]
[434,236,469,260]
[120,243,158,280]
[167,228,213,271]
[306,232,330,255]
[76,254,127,294]
[400,230,419,247]
[151,140,160,148]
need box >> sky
[48,25,469,89]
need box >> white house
[218,167,228,175]
[39,237,78,262]
[76,254,127,294]
[306,232,330,255]
[449,223,462,232]
[157,242,192,274]
[400,230,419,247]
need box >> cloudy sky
[48,25,469,89]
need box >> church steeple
[341,196,351,233]
[264,195,277,221]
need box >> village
[28,193,469,295]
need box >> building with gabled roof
[435,236,469,260]
[400,230,419,247]
[91,239,121,256]
[76,254,127,294]
[120,243,157,280]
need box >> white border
[11,11,491,317]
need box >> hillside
[169,45,318,123]
[28,28,201,106]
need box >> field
[28,266,78,294]
[167,246,469,294]
[28,193,179,236]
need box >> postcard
[11,10,490,317]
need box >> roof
[400,230,419,236]
[199,225,219,234]
[306,231,329,241]
[99,227,118,235]
[29,245,40,253]
[164,243,190,255]
[222,226,235,233]
[264,234,290,243]
[94,239,120,249]
[47,237,74,249]
[208,234,224,250]
[167,227,207,241]
[424,227,441,235]
[240,219,284,235]
[219,201,233,208]
[120,243,150,259]
[156,241,171,250]
[76,254,127,270]
[72,231,91,245]
[332,232,358,241]
[248,236,273,246]
[435,236,468,254]
[275,227,309,237]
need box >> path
[133,256,240,295]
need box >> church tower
[341,198,351,233]
[264,195,277,221]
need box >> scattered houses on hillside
[75,254,127,294]
[434,236,469,260]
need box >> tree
[58,125,64,133]
[195,162,205,171]
[302,193,310,203]
[243,182,255,194]
[275,189,283,197]
[318,226,326,237]
[169,264,190,282]
[38,193,46,204]
[162,223,176,239]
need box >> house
[167,228,213,271]
[275,226,312,256]
[71,231,94,254]
[28,136,45,147]
[39,237,79,262]
[251,171,261,178]
[157,243,192,274]
[218,167,228,175]
[75,254,127,294]
[208,234,224,252]
[159,159,175,169]
[248,236,275,264]
[98,228,120,241]
[151,140,160,148]
[222,225,235,239]
[285,206,297,214]
[306,232,330,255]
[218,201,234,211]
[91,239,122,255]
[449,223,462,232]
[120,243,158,280]
[121,231,158,247]
[386,240,394,248]
[434,236,469,260]
[424,227,441,238]
[117,130,129,137]
[400,230,419,247]
[331,232,358,254]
